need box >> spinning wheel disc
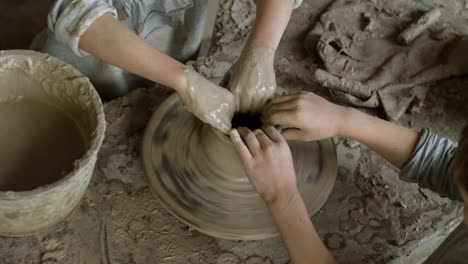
[142,94,337,240]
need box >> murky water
[0,98,86,191]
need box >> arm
[79,14,233,132]
[230,127,335,264]
[338,108,419,169]
[49,0,186,92]
[266,92,419,168]
[79,13,186,93]
[223,0,295,112]
[48,2,234,133]
[269,191,336,264]
[248,0,296,49]
[266,92,461,200]
[339,108,459,199]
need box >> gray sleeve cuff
[48,0,117,57]
[294,0,303,9]
[400,128,461,201]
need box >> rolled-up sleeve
[48,0,117,56]
[400,129,461,201]
[293,0,303,9]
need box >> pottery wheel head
[142,94,337,240]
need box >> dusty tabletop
[1,0,468,263]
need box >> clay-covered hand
[222,45,277,112]
[178,67,235,134]
[264,92,347,141]
[230,126,297,205]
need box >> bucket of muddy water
[0,50,105,236]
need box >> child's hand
[264,92,348,141]
[178,67,235,134]
[230,126,297,206]
[222,45,276,112]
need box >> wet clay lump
[0,98,85,191]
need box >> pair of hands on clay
[228,92,346,203]
[178,45,277,134]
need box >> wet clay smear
[0,98,86,191]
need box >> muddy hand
[223,45,277,112]
[179,67,235,134]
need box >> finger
[277,88,303,96]
[265,97,301,114]
[217,122,231,134]
[253,129,272,149]
[238,127,261,156]
[212,95,235,134]
[212,111,232,134]
[286,89,304,96]
[269,90,314,106]
[177,89,191,108]
[262,98,297,124]
[270,95,300,105]
[219,71,231,88]
[281,128,306,141]
[263,126,284,143]
[229,129,253,162]
[268,99,301,112]
[268,110,298,127]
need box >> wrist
[171,65,188,93]
[266,184,300,212]
[241,42,276,59]
[335,106,357,138]
[247,37,278,50]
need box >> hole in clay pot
[231,112,263,130]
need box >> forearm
[339,108,420,169]
[268,191,335,264]
[79,14,186,92]
[248,0,295,48]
